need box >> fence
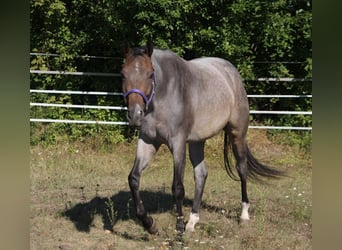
[30,55,312,131]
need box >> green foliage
[30,0,312,145]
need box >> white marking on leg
[240,202,250,220]
[185,212,200,232]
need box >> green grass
[30,130,312,249]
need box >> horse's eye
[121,72,126,79]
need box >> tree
[30,0,312,144]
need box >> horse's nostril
[137,110,143,116]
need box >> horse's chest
[140,116,169,141]
[141,112,185,142]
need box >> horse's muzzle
[127,104,144,126]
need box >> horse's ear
[146,40,153,57]
[121,41,131,57]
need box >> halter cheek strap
[123,74,156,108]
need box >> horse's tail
[223,131,285,182]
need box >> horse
[121,42,284,234]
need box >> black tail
[223,131,286,182]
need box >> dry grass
[30,130,312,249]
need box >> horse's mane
[130,46,181,60]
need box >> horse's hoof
[239,217,250,226]
[176,216,185,233]
[147,217,158,235]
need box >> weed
[285,187,312,223]
[105,199,117,231]
[126,198,133,221]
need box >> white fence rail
[30,69,312,82]
[30,69,120,77]
[30,89,312,98]
[30,118,128,125]
[30,70,312,130]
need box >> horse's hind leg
[186,141,208,232]
[230,129,250,221]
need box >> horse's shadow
[62,190,239,235]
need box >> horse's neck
[152,50,189,82]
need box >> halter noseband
[123,73,156,108]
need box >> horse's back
[189,57,243,88]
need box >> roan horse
[121,42,284,234]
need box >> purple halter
[123,74,156,108]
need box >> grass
[30,129,312,249]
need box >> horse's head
[121,42,155,126]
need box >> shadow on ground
[63,189,239,237]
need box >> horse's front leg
[169,139,187,233]
[128,137,160,234]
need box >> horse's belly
[187,112,229,141]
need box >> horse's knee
[128,171,140,191]
[172,184,185,200]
